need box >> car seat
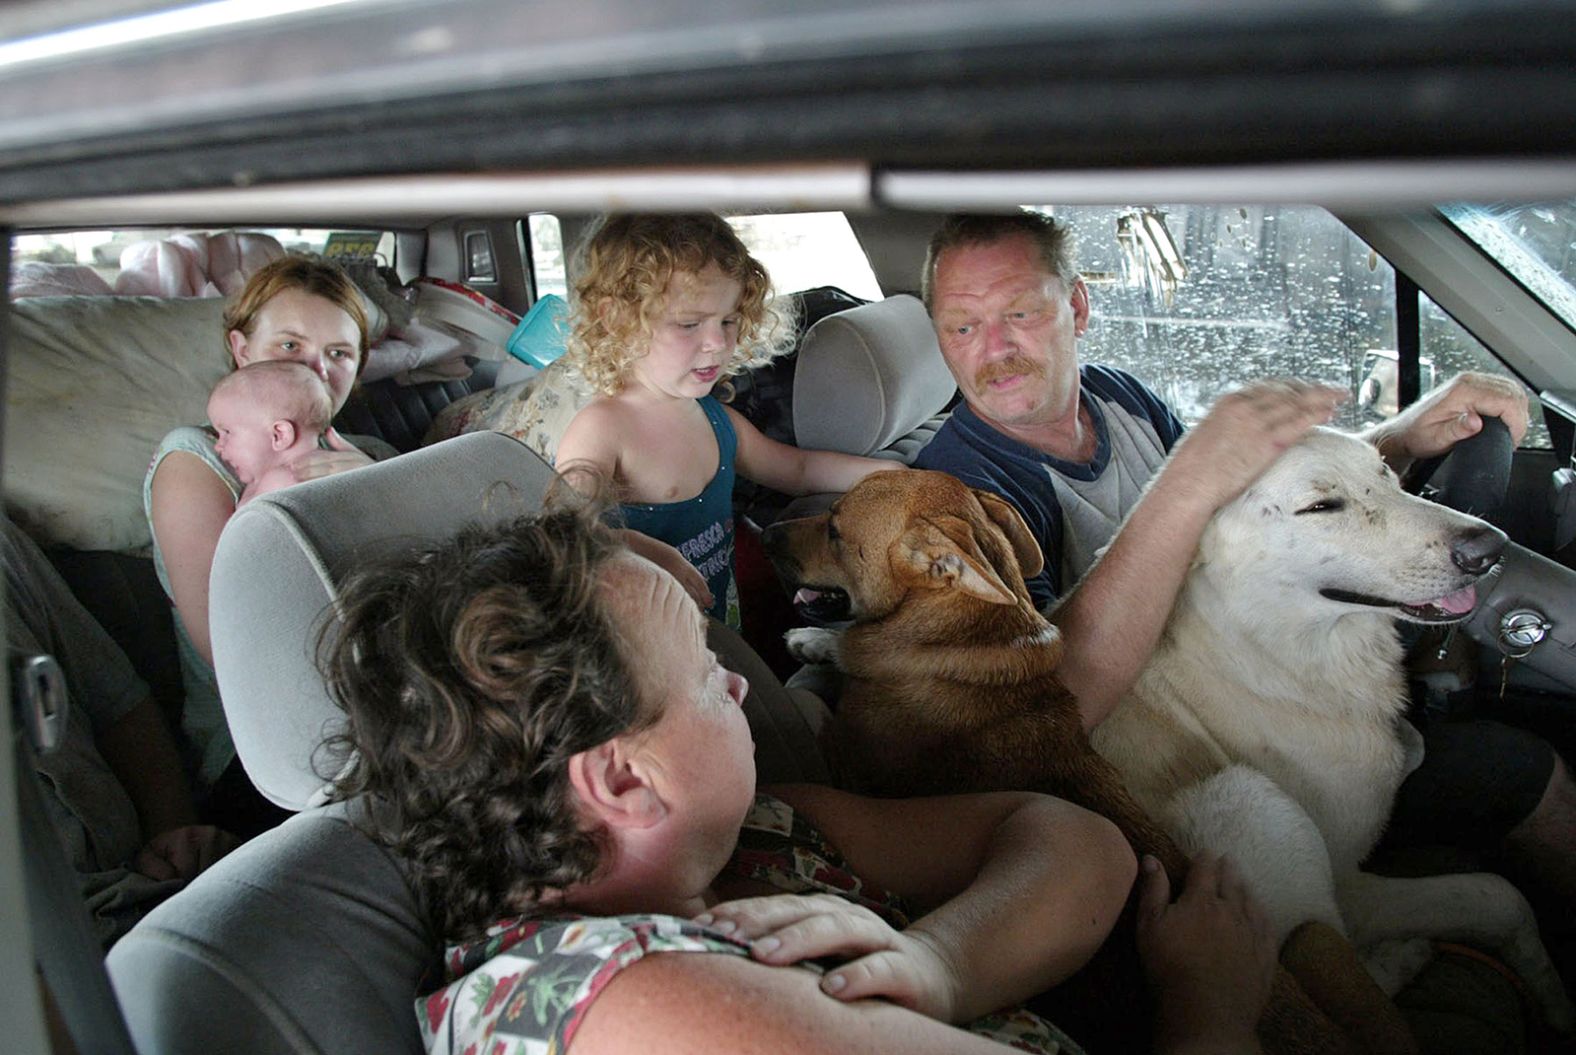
[105,430,833,1055]
[766,292,956,524]
[791,292,956,463]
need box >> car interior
[3,2,1576,1053]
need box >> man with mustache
[912,211,1575,922]
[915,212,1353,708]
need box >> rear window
[728,212,882,301]
[11,227,395,289]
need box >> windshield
[1027,204,1551,447]
[1439,200,1576,332]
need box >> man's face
[930,233,1089,431]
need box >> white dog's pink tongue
[793,587,823,606]
[1428,585,1478,615]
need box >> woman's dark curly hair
[319,505,656,942]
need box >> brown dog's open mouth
[1319,584,1478,623]
[791,585,852,623]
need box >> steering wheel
[1403,415,1514,522]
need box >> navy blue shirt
[914,365,1184,608]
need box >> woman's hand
[621,530,714,611]
[289,427,375,482]
[695,894,962,1022]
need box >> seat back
[209,430,556,812]
[791,293,956,456]
[107,800,433,1055]
[771,293,955,523]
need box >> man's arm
[1053,381,1344,728]
[95,696,197,837]
[96,697,238,881]
[1361,370,1529,474]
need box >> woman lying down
[320,500,1277,1055]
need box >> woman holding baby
[145,256,381,801]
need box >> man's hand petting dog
[785,626,843,667]
[1166,380,1345,512]
[696,893,963,1023]
[1138,853,1276,1055]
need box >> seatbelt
[10,653,139,1055]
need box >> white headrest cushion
[791,294,956,455]
[209,431,556,811]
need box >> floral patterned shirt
[417,794,1084,1055]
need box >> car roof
[2,0,1575,226]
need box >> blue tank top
[620,396,740,627]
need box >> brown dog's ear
[972,489,1044,579]
[898,518,1018,606]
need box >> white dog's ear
[900,519,1017,606]
[972,489,1044,578]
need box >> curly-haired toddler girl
[556,212,897,627]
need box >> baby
[555,212,898,628]
[207,360,335,505]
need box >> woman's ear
[227,328,252,367]
[567,739,667,831]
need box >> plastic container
[505,293,570,368]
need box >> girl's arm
[149,451,239,666]
[554,401,624,492]
[726,406,899,497]
[718,785,1136,1024]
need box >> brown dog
[763,468,1413,1055]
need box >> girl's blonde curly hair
[566,213,796,396]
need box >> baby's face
[208,390,280,485]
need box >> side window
[526,214,568,298]
[464,230,497,283]
[1421,292,1549,448]
[1046,205,1548,446]
[727,212,882,301]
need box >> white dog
[1089,427,1572,1029]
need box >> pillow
[4,295,231,552]
[423,356,595,464]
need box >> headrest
[209,431,555,811]
[791,294,956,455]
